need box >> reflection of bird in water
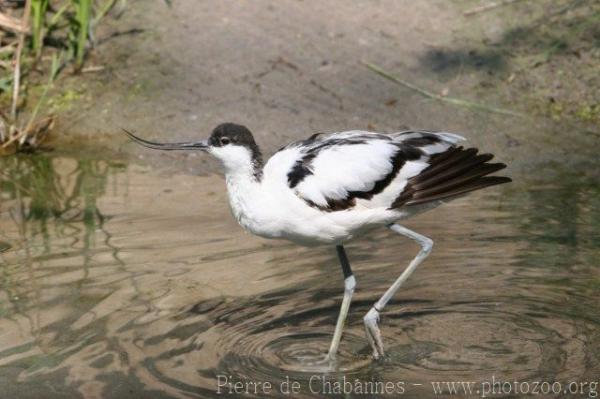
[124,123,511,361]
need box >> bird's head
[124,123,263,175]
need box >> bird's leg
[364,223,433,359]
[326,245,356,361]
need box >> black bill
[123,129,208,150]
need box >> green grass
[1,0,170,150]
[31,0,49,56]
[74,0,92,68]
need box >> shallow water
[0,153,599,398]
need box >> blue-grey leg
[327,245,356,360]
[364,223,433,359]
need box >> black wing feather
[392,146,511,207]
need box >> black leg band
[336,245,353,279]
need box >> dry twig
[0,116,55,150]
[0,11,28,32]
[364,62,524,117]
[10,0,32,121]
[464,0,524,16]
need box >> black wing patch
[295,143,420,212]
[400,133,444,147]
[286,138,375,188]
[392,146,511,208]
[288,152,317,188]
[347,149,407,201]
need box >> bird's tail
[392,146,511,207]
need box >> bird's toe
[363,307,385,359]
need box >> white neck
[208,144,266,234]
[209,145,261,178]
[224,165,260,187]
[224,166,263,230]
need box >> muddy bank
[41,0,598,176]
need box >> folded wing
[279,130,510,212]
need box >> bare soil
[43,0,599,175]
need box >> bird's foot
[325,350,336,364]
[324,353,338,370]
[363,307,384,359]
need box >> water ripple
[0,154,599,398]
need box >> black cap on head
[209,123,254,146]
[209,123,262,163]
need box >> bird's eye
[220,137,230,145]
